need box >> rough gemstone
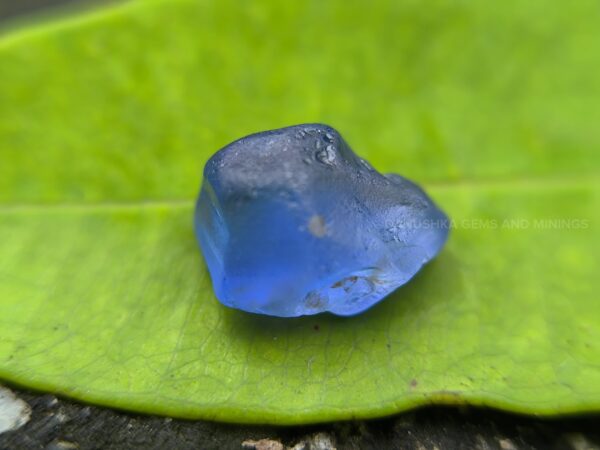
[195,124,449,317]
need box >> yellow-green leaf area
[0,0,599,424]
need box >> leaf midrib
[0,174,597,214]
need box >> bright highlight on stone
[195,124,449,317]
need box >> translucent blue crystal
[195,124,449,317]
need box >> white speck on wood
[498,438,517,450]
[242,438,284,450]
[0,386,31,434]
[564,433,600,450]
[291,433,336,450]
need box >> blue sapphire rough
[195,124,449,317]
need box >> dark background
[0,0,99,21]
[0,1,599,449]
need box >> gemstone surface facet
[195,124,449,317]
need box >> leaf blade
[0,0,599,424]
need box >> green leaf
[0,0,599,424]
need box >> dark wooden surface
[0,0,100,21]
[0,1,599,449]
[0,386,598,450]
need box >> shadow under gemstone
[217,250,465,342]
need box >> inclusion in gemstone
[195,124,449,317]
